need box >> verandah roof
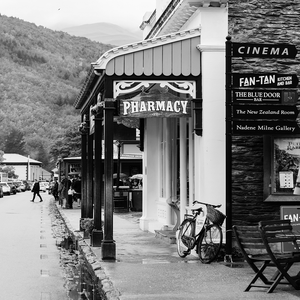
[75,28,201,109]
[93,27,201,77]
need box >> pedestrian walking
[30,179,43,202]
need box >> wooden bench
[232,225,276,292]
[259,219,300,293]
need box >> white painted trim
[196,44,225,52]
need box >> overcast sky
[0,0,156,31]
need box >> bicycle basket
[206,205,226,226]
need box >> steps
[155,230,176,244]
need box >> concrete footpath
[57,203,300,300]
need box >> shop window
[264,137,300,202]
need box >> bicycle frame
[181,209,209,251]
[177,201,224,262]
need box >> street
[0,190,69,299]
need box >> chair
[232,225,278,292]
[259,219,300,293]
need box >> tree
[3,128,26,155]
[49,125,81,164]
[0,165,17,179]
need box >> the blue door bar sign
[232,73,299,88]
[232,89,297,104]
[232,42,297,58]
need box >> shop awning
[75,28,201,109]
[92,28,201,77]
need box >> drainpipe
[225,36,233,260]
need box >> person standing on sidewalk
[51,177,59,201]
[31,179,43,202]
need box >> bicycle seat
[193,200,221,208]
[191,206,203,213]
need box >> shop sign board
[232,89,297,104]
[232,105,298,120]
[120,98,191,118]
[232,42,297,58]
[280,206,300,252]
[232,120,300,135]
[232,73,298,88]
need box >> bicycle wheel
[197,224,222,263]
[177,219,195,258]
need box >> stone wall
[228,0,300,225]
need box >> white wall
[195,8,228,214]
[140,118,161,231]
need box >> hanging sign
[232,105,298,120]
[232,73,298,88]
[120,98,191,118]
[232,42,297,58]
[232,120,300,135]
[232,89,297,104]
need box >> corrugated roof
[92,28,201,77]
[2,154,42,164]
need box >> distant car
[0,185,3,198]
[7,182,17,194]
[39,182,48,192]
[0,182,11,195]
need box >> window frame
[264,135,300,202]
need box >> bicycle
[176,201,226,263]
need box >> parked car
[0,182,11,195]
[14,181,26,192]
[0,185,3,198]
[7,182,17,194]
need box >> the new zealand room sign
[119,89,191,118]
[232,73,298,88]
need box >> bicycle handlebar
[193,200,221,208]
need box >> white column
[165,119,172,225]
[189,109,195,209]
[180,118,187,222]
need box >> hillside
[62,22,142,46]
[0,14,114,170]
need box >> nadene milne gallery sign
[119,98,191,118]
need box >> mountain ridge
[0,14,114,169]
[62,22,143,46]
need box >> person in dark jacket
[31,179,43,202]
[72,175,81,207]
[51,177,59,201]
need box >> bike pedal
[183,250,190,255]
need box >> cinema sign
[120,98,191,118]
[232,42,297,58]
